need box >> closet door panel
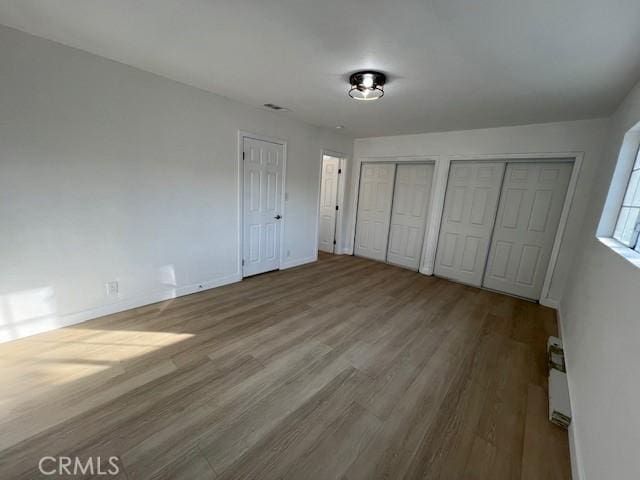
[483,162,572,300]
[386,164,434,270]
[354,163,396,261]
[434,162,505,286]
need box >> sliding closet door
[354,163,396,261]
[483,162,572,300]
[434,162,505,286]
[386,164,434,270]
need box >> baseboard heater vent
[547,336,571,429]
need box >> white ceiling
[2,0,640,137]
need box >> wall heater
[548,336,571,428]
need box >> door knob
[274,214,282,219]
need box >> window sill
[597,237,640,268]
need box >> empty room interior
[2,1,640,479]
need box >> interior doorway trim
[316,149,348,255]
[431,152,584,306]
[237,130,288,278]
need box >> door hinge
[242,259,245,266]
[333,240,337,245]
[335,205,339,211]
[242,151,245,160]
[338,168,342,174]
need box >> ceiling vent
[263,103,290,112]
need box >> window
[613,145,640,251]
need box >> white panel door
[354,163,396,262]
[318,156,340,253]
[434,162,505,286]
[386,163,434,270]
[483,162,572,300]
[242,137,284,277]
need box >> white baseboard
[568,422,583,480]
[540,297,559,309]
[556,304,583,480]
[0,272,242,344]
[174,273,242,297]
[281,255,317,270]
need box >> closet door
[434,162,505,286]
[386,164,434,270]
[354,163,396,261]
[483,162,572,300]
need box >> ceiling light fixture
[348,71,386,101]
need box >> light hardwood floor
[0,253,571,479]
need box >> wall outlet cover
[106,281,119,297]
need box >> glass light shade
[348,71,386,101]
[349,85,384,101]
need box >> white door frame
[347,152,583,307]
[237,130,288,277]
[315,149,348,254]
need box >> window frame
[612,144,640,250]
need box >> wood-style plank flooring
[0,253,571,479]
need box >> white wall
[347,119,609,304]
[559,80,640,480]
[0,25,353,343]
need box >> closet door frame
[431,154,582,305]
[351,158,436,269]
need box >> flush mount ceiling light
[348,71,386,101]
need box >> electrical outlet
[106,281,119,297]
